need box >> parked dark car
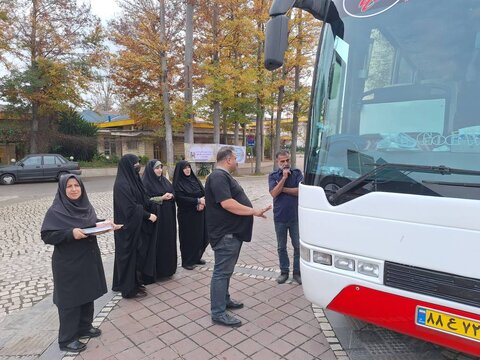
[0,154,82,185]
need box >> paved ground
[0,175,344,360]
[1,172,477,360]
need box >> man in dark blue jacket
[268,150,304,284]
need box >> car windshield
[305,0,480,202]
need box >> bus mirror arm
[269,0,326,19]
[269,0,296,16]
[265,0,329,71]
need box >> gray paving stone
[0,176,341,360]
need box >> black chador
[173,160,208,268]
[142,159,177,279]
[112,154,153,298]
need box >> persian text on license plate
[416,306,480,342]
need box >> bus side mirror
[264,15,289,71]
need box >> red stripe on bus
[326,285,480,357]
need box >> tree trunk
[269,72,275,160]
[184,0,194,144]
[234,122,239,145]
[30,101,39,153]
[213,101,220,144]
[291,64,300,169]
[29,0,39,153]
[254,0,265,174]
[270,106,274,159]
[274,87,283,169]
[242,124,246,146]
[255,104,264,174]
[222,113,227,144]
[212,3,220,144]
[291,10,303,169]
[160,0,173,165]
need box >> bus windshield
[305,0,480,203]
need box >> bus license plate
[416,306,480,342]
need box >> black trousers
[57,301,94,346]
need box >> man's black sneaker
[212,313,242,327]
[226,299,244,309]
[276,273,289,284]
[59,340,86,353]
[78,327,102,339]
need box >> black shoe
[123,290,147,299]
[78,327,102,339]
[183,265,195,270]
[212,313,242,327]
[135,290,147,298]
[226,299,244,310]
[59,340,86,353]
[292,273,302,285]
[276,273,289,284]
[196,259,206,265]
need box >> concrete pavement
[0,175,345,360]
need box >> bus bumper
[301,263,480,357]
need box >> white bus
[265,0,480,357]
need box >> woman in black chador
[112,154,157,298]
[41,174,111,353]
[142,159,177,279]
[173,160,208,270]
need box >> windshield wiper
[329,163,480,204]
[422,180,480,188]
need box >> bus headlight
[334,256,355,271]
[357,261,379,278]
[300,244,311,262]
[312,251,332,266]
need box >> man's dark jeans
[210,234,242,317]
[274,220,300,274]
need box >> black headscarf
[41,174,97,231]
[173,160,204,194]
[114,154,147,206]
[142,159,174,197]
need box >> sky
[89,0,121,23]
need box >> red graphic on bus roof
[344,0,401,18]
[359,0,378,12]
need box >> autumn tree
[282,9,319,167]
[0,0,105,153]
[285,9,317,167]
[110,0,184,166]
[196,0,261,147]
[195,0,227,144]
[267,8,318,169]
[252,0,277,173]
[184,0,195,143]
[89,71,117,112]
[0,0,13,67]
